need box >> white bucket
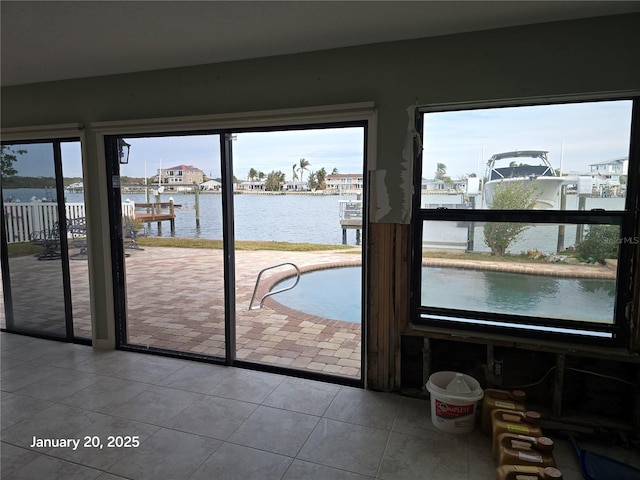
[426,371,484,434]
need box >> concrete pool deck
[1,246,616,381]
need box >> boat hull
[482,176,576,210]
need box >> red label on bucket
[435,399,474,418]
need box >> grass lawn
[136,237,357,252]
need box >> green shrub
[575,225,619,264]
[483,181,537,256]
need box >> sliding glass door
[232,126,365,380]
[108,119,367,384]
[109,134,228,359]
[1,139,90,341]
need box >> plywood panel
[367,222,411,391]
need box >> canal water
[3,189,626,249]
[4,189,361,245]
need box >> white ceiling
[2,1,640,87]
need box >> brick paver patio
[1,246,364,379]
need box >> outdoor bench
[29,223,61,260]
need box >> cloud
[422,100,632,178]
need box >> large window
[412,97,638,345]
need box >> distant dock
[128,201,176,235]
[339,199,362,245]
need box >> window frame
[411,95,639,348]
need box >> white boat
[482,150,576,210]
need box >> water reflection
[483,271,559,311]
[421,267,614,323]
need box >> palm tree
[298,158,310,183]
[435,162,447,180]
[316,167,327,190]
[265,170,285,191]
[331,167,339,175]
[247,168,257,181]
[292,164,299,181]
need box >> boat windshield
[490,164,553,180]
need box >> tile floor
[2,333,639,480]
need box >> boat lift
[339,199,362,245]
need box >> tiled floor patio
[3,333,639,479]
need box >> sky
[3,99,633,182]
[107,126,364,181]
[422,99,633,179]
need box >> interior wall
[3,14,639,222]
[2,14,639,371]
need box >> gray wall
[2,14,639,342]
[3,14,639,221]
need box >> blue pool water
[272,267,362,323]
[272,266,615,324]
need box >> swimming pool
[270,266,615,324]
[271,267,362,323]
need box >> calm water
[3,189,625,249]
[4,189,361,245]
[273,266,615,324]
[273,267,363,323]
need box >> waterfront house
[283,180,309,191]
[326,173,364,193]
[151,164,205,189]
[200,179,222,191]
[582,157,629,195]
[421,177,467,192]
[237,180,265,191]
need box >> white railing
[3,202,131,243]
[122,199,136,218]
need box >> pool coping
[421,258,616,279]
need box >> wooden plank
[135,213,175,222]
[394,224,410,390]
[367,223,380,388]
[553,354,566,416]
[380,223,391,388]
[366,222,412,391]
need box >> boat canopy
[489,150,549,162]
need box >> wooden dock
[133,201,176,235]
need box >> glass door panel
[61,140,93,340]
[232,126,365,380]
[117,134,226,357]
[1,142,68,337]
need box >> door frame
[0,124,88,343]
[94,103,376,384]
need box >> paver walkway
[1,247,364,379]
